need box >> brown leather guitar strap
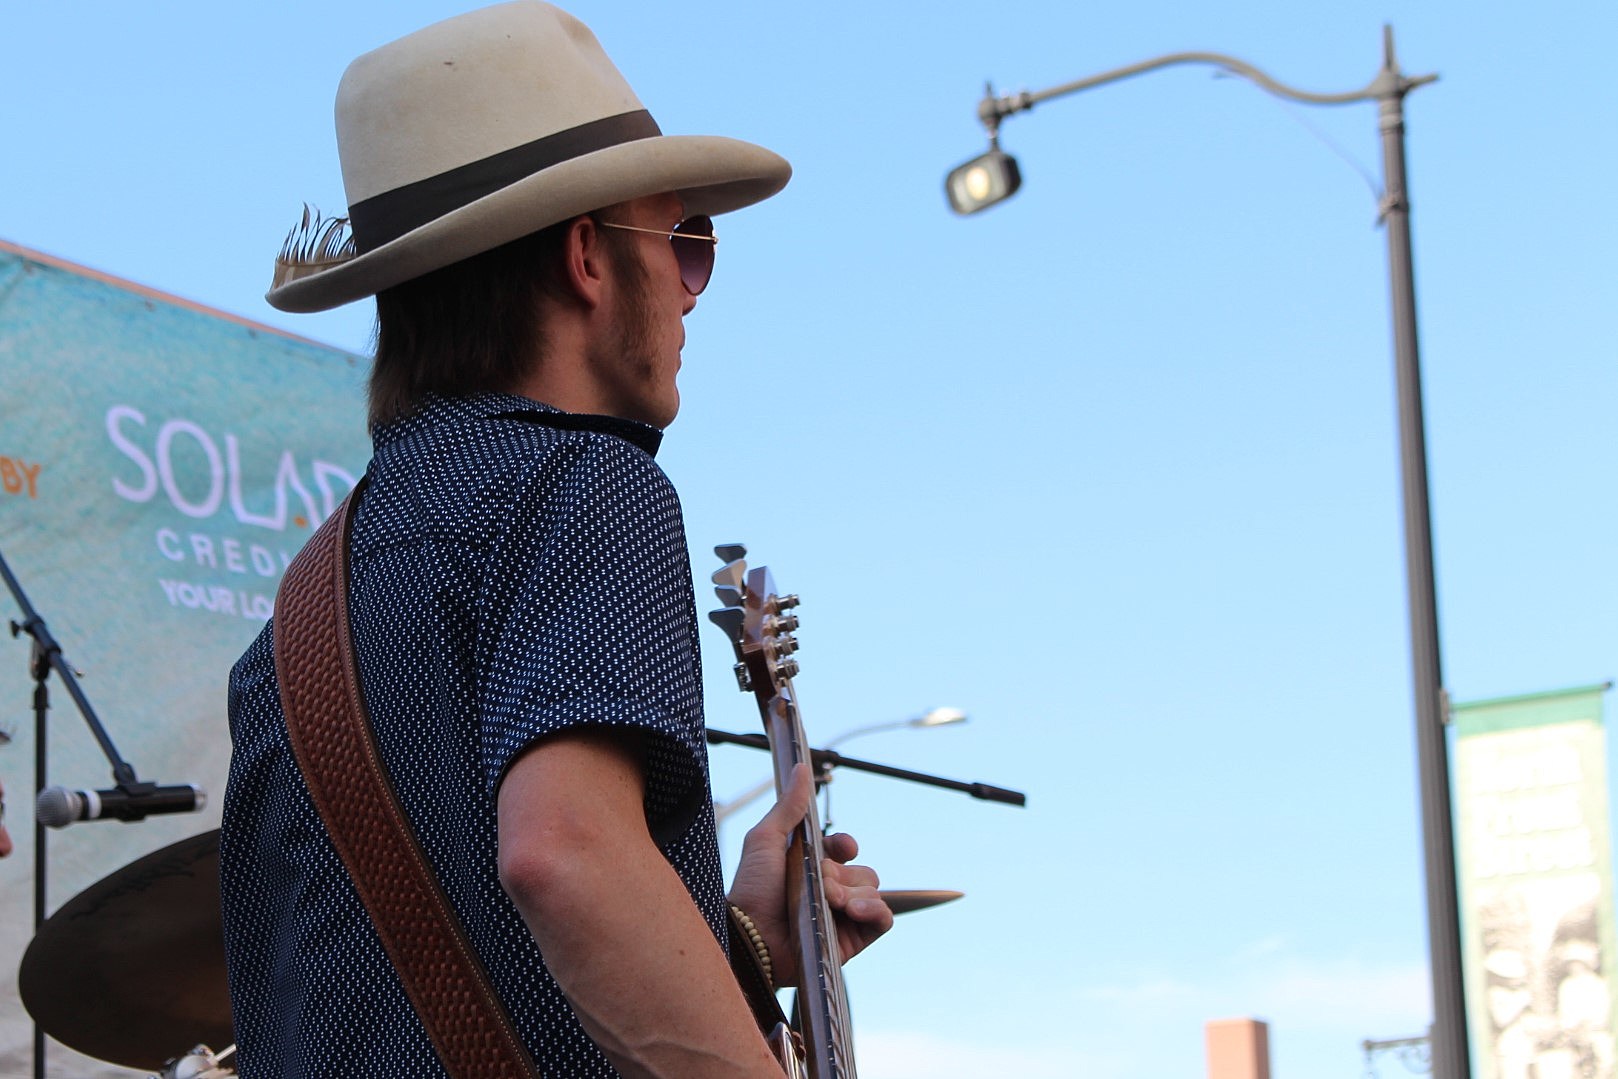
[273,478,537,1078]
[273,478,786,1073]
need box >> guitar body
[708,546,858,1079]
[768,1022,806,1079]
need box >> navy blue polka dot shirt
[221,392,725,1077]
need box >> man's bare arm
[496,728,781,1079]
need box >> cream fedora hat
[267,1,790,313]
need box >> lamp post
[713,707,968,824]
[946,29,1466,1079]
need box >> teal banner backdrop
[0,241,371,1076]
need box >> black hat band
[348,109,661,253]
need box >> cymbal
[20,829,232,1070]
[879,889,964,914]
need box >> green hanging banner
[1453,683,1617,1079]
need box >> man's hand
[727,764,894,986]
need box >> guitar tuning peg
[711,561,745,590]
[714,543,747,564]
[767,594,800,615]
[707,607,744,643]
[713,584,744,609]
[774,657,800,682]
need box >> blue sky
[3,1,1616,1075]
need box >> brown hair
[368,221,574,427]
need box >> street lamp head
[944,148,1021,215]
[912,707,968,728]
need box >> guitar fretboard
[709,547,859,1079]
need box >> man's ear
[559,215,610,310]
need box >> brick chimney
[1205,1017,1272,1079]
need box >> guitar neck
[760,688,856,1079]
[707,549,857,1079]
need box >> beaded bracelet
[729,904,774,990]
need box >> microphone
[36,783,206,828]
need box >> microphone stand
[0,545,159,1079]
[705,727,1027,828]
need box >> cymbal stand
[1,544,151,1079]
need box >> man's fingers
[747,763,813,840]
[822,831,859,863]
[845,893,894,925]
[833,863,879,890]
[821,860,881,908]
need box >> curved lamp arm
[977,27,1435,138]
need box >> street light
[713,707,968,824]
[944,143,1021,215]
[945,28,1467,1079]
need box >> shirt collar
[374,393,664,458]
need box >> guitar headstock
[706,543,802,700]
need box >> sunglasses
[594,215,718,296]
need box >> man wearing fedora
[220,3,891,1077]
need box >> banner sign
[1454,684,1617,1079]
[0,241,371,1075]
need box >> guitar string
[781,684,842,1068]
[781,677,855,1077]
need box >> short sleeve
[474,433,706,835]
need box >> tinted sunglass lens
[673,216,715,295]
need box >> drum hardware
[149,1043,237,1079]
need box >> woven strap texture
[273,481,536,1078]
